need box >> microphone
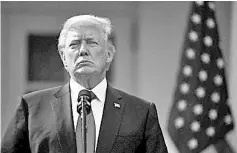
[77,89,92,114]
[77,89,92,153]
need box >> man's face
[61,25,113,79]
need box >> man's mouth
[76,60,93,67]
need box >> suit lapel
[96,85,125,153]
[50,83,77,153]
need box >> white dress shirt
[70,77,107,149]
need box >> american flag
[168,1,234,153]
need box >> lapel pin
[114,103,120,108]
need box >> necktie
[76,90,96,153]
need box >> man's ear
[59,50,68,68]
[106,41,115,63]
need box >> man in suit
[1,15,168,153]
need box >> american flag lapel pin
[114,103,120,108]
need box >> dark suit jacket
[1,83,168,153]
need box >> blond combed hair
[58,14,113,53]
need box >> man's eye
[69,43,80,49]
[69,43,77,47]
[87,41,98,45]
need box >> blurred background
[1,1,237,153]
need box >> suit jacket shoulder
[22,85,65,107]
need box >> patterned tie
[76,90,96,153]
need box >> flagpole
[214,138,235,153]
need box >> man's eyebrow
[69,39,80,44]
[69,36,97,43]
[85,37,96,41]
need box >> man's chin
[74,69,95,77]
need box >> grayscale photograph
[1,1,237,153]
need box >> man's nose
[79,42,89,56]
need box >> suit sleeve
[145,103,168,153]
[1,97,31,153]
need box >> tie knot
[90,91,96,100]
[78,89,96,102]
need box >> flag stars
[224,115,232,125]
[195,1,204,6]
[196,87,205,98]
[168,2,235,150]
[199,70,208,81]
[180,83,190,94]
[177,100,187,111]
[193,104,203,115]
[217,58,224,69]
[201,53,210,64]
[192,14,201,24]
[211,92,220,103]
[174,117,185,129]
[188,138,198,150]
[183,65,192,76]
[214,75,223,86]
[189,31,198,42]
[186,48,196,59]
[209,109,218,120]
[190,121,200,132]
[208,2,215,10]
[204,36,213,47]
[206,18,215,29]
[206,126,215,137]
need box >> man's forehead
[67,25,103,38]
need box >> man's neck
[72,75,105,90]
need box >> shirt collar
[70,77,107,104]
